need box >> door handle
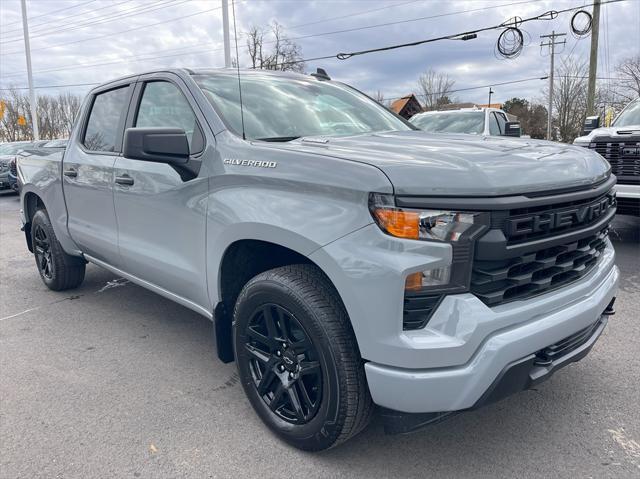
[63,168,77,178]
[115,174,134,186]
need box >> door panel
[63,148,118,260]
[113,159,209,307]
[113,78,209,308]
[63,84,131,262]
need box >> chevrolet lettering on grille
[505,195,615,237]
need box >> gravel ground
[1,190,639,479]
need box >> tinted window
[411,111,485,135]
[613,99,640,127]
[489,113,501,135]
[193,73,410,140]
[84,86,129,152]
[135,81,203,153]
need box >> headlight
[369,193,490,298]
[369,193,488,242]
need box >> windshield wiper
[255,136,301,142]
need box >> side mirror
[503,121,521,137]
[582,116,600,136]
[123,127,189,164]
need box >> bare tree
[616,55,640,100]
[245,21,305,72]
[417,69,455,111]
[0,89,82,142]
[371,90,385,104]
[550,58,589,142]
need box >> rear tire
[233,264,373,451]
[31,208,85,291]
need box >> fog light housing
[405,266,451,292]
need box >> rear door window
[83,86,130,152]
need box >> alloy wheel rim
[244,303,323,425]
[33,224,53,280]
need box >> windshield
[0,143,27,155]
[613,99,640,127]
[410,111,485,134]
[193,73,411,140]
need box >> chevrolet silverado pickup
[574,97,640,216]
[18,68,619,451]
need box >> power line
[0,0,543,77]
[286,0,425,30]
[335,0,624,61]
[1,0,122,37]
[1,0,188,44]
[0,0,101,30]
[0,82,100,91]
[283,0,542,49]
[2,0,533,56]
[2,4,225,55]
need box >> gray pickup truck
[18,68,619,451]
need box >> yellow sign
[0,100,5,118]
[605,108,614,127]
[17,115,26,126]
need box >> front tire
[233,264,373,451]
[31,208,85,291]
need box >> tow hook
[603,297,616,316]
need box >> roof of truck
[89,67,314,93]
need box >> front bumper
[365,255,618,414]
[380,302,613,433]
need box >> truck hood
[271,131,611,196]
[574,125,640,143]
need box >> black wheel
[31,208,85,291]
[233,264,373,451]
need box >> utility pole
[540,30,566,140]
[20,0,39,140]
[488,88,494,107]
[222,0,231,68]
[586,0,601,116]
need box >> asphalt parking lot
[0,190,638,479]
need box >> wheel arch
[212,237,352,364]
[22,191,46,252]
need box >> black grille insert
[403,294,443,330]
[471,229,609,306]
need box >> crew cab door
[63,81,134,262]
[112,74,210,310]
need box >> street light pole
[20,0,39,140]
[488,88,494,107]
[222,0,231,68]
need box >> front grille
[491,189,615,244]
[471,228,609,306]
[589,136,640,185]
[535,319,602,364]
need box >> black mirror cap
[582,116,600,136]
[504,121,522,137]
[123,127,190,164]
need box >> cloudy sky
[1,0,639,104]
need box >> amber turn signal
[371,208,420,240]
